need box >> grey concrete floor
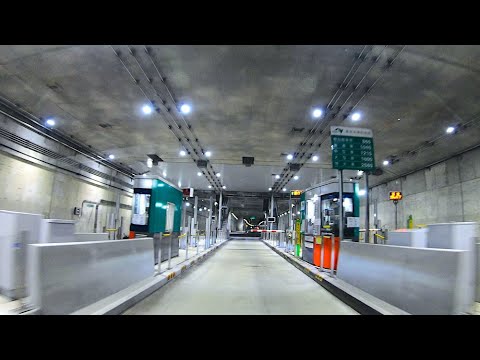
[123,239,358,315]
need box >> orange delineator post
[129,231,135,239]
[313,235,340,270]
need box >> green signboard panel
[330,126,375,171]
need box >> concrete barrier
[27,238,154,314]
[477,243,480,302]
[74,233,109,242]
[336,241,473,315]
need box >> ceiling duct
[242,156,254,167]
[147,154,163,166]
[197,159,208,168]
[289,163,301,171]
[371,168,384,176]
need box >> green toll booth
[130,176,183,263]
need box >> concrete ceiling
[1,45,480,196]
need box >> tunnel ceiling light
[208,185,212,189]
[275,174,280,179]
[108,154,115,160]
[180,103,191,114]
[197,172,202,176]
[178,181,182,187]
[147,158,153,168]
[142,104,153,115]
[446,126,455,134]
[186,202,190,207]
[383,160,390,166]
[142,173,146,177]
[297,211,300,215]
[293,175,299,180]
[358,189,366,196]
[286,154,293,160]
[222,185,226,189]
[312,108,323,118]
[351,112,361,121]
[180,150,186,156]
[204,207,207,210]
[268,187,272,191]
[312,155,318,162]
[283,188,287,192]
[216,173,221,177]
[45,118,55,126]
[199,208,202,212]
[357,170,364,176]
[162,170,167,177]
[205,151,212,157]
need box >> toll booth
[129,175,183,263]
[301,179,360,270]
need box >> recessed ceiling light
[46,118,55,126]
[179,150,186,156]
[286,154,293,160]
[297,211,300,215]
[383,160,389,166]
[208,185,212,189]
[204,207,207,210]
[216,173,221,177]
[178,181,182,187]
[268,187,272,191]
[143,173,146,177]
[312,155,318,161]
[205,151,211,157]
[222,185,226,189]
[199,209,202,212]
[357,170,364,176]
[397,118,401,121]
[351,112,361,121]
[358,189,366,196]
[197,172,202,176]
[186,202,190,207]
[293,175,299,180]
[108,154,115,159]
[283,188,287,192]
[312,108,323,118]
[446,126,455,134]
[275,174,280,179]
[180,104,191,114]
[142,104,153,115]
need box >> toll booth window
[320,194,354,236]
[305,193,321,235]
[165,202,176,233]
[132,193,151,225]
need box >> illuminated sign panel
[389,191,403,201]
[291,190,302,197]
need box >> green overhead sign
[250,216,256,220]
[330,126,375,171]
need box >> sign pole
[339,169,344,243]
[365,172,370,243]
[394,200,398,229]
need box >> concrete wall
[0,151,132,236]
[359,146,480,231]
